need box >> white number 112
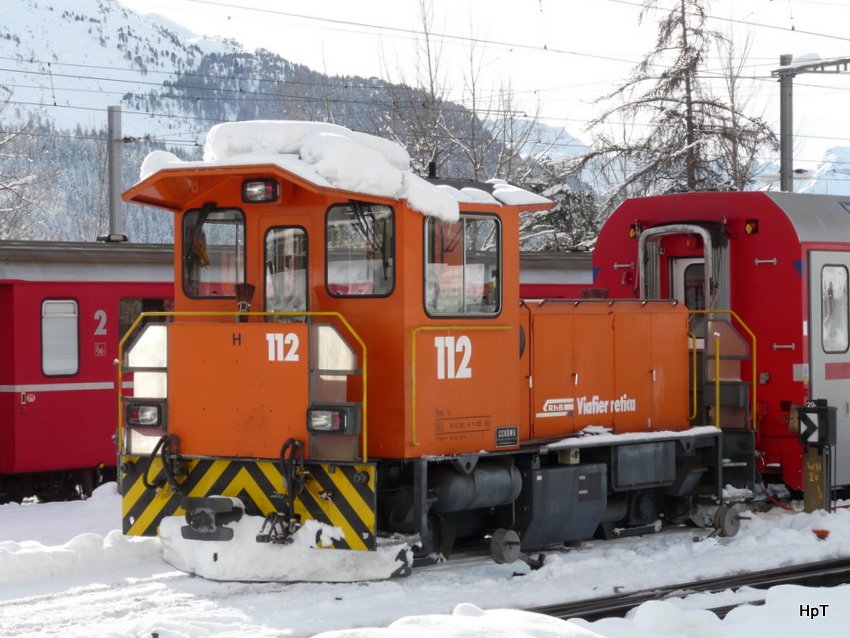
[266,333,300,362]
[434,335,472,379]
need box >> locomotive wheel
[714,505,740,538]
[490,528,521,564]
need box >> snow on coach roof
[138,121,550,222]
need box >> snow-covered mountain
[796,147,850,196]
[519,120,588,162]
[1,0,480,240]
[1,0,241,137]
[2,0,848,242]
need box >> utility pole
[772,55,850,193]
[100,105,128,242]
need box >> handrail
[117,310,369,462]
[714,331,721,429]
[688,309,758,431]
[688,332,698,421]
[409,325,511,447]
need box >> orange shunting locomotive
[118,121,732,581]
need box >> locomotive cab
[117,122,730,581]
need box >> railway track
[530,557,850,622]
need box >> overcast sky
[117,0,850,172]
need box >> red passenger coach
[594,192,850,492]
[0,241,172,501]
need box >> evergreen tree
[520,164,600,251]
[573,0,776,215]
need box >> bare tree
[713,33,777,189]
[375,0,456,175]
[375,0,561,184]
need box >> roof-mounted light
[242,179,279,203]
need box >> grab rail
[117,310,369,462]
[688,309,758,431]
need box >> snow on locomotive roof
[139,121,550,221]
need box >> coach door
[809,251,850,485]
[671,257,706,336]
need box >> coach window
[822,265,849,353]
[326,202,394,297]
[183,207,245,298]
[119,298,169,337]
[265,227,307,319]
[42,299,79,376]
[425,214,501,316]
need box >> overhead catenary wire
[603,0,850,44]
[3,1,850,173]
[7,92,850,166]
[2,0,849,106]
[3,0,843,88]
[8,118,850,174]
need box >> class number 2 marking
[94,309,108,336]
[266,332,300,362]
[435,335,472,380]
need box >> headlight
[125,401,166,428]
[308,409,346,432]
[307,405,361,435]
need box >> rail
[117,310,369,462]
[530,556,850,623]
[688,309,758,431]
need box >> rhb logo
[535,398,575,418]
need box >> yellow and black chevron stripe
[120,455,377,551]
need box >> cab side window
[425,215,501,316]
[183,208,245,298]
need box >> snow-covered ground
[1,485,850,637]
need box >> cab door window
[425,215,501,316]
[183,208,245,298]
[265,227,308,318]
